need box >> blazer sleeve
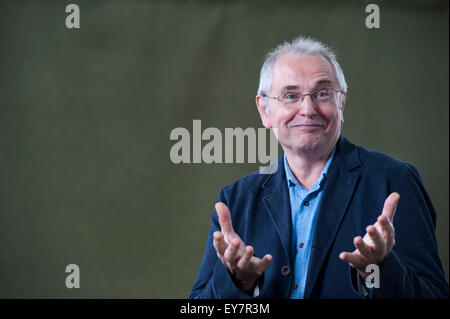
[369,163,449,298]
[188,188,255,299]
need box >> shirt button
[281,265,290,276]
[304,201,310,206]
[299,243,304,248]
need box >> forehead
[271,54,337,91]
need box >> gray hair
[257,36,347,101]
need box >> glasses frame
[263,89,344,106]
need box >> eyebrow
[280,85,301,92]
[280,79,334,92]
[315,79,333,86]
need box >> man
[189,36,448,298]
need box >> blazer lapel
[261,155,293,264]
[303,135,362,298]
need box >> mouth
[290,124,324,129]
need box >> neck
[284,144,335,190]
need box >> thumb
[381,192,400,223]
[215,202,235,235]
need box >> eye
[283,92,300,101]
[315,89,331,99]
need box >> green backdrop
[0,0,448,298]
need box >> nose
[297,94,318,117]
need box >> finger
[367,225,385,251]
[339,251,357,268]
[213,231,227,256]
[255,254,273,274]
[378,215,395,247]
[215,202,235,235]
[354,236,373,259]
[237,245,254,269]
[217,251,226,264]
[224,238,242,266]
[339,251,366,269]
[381,192,400,223]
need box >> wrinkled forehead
[271,54,338,92]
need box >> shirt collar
[284,145,336,190]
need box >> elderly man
[189,36,448,298]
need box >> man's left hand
[339,192,400,279]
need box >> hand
[339,192,400,279]
[213,202,272,294]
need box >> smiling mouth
[290,124,323,128]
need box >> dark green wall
[0,0,448,298]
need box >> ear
[339,91,347,124]
[256,95,272,129]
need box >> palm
[339,193,399,277]
[213,202,272,294]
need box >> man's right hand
[213,202,272,295]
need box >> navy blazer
[190,135,448,298]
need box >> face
[256,54,346,157]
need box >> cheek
[324,108,342,127]
[269,109,298,128]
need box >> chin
[286,134,325,154]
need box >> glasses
[264,89,343,107]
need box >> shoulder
[217,159,283,204]
[220,169,270,199]
[339,138,428,202]
[352,141,417,175]
[335,136,423,188]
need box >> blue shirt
[284,147,335,299]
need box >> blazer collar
[261,152,293,265]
